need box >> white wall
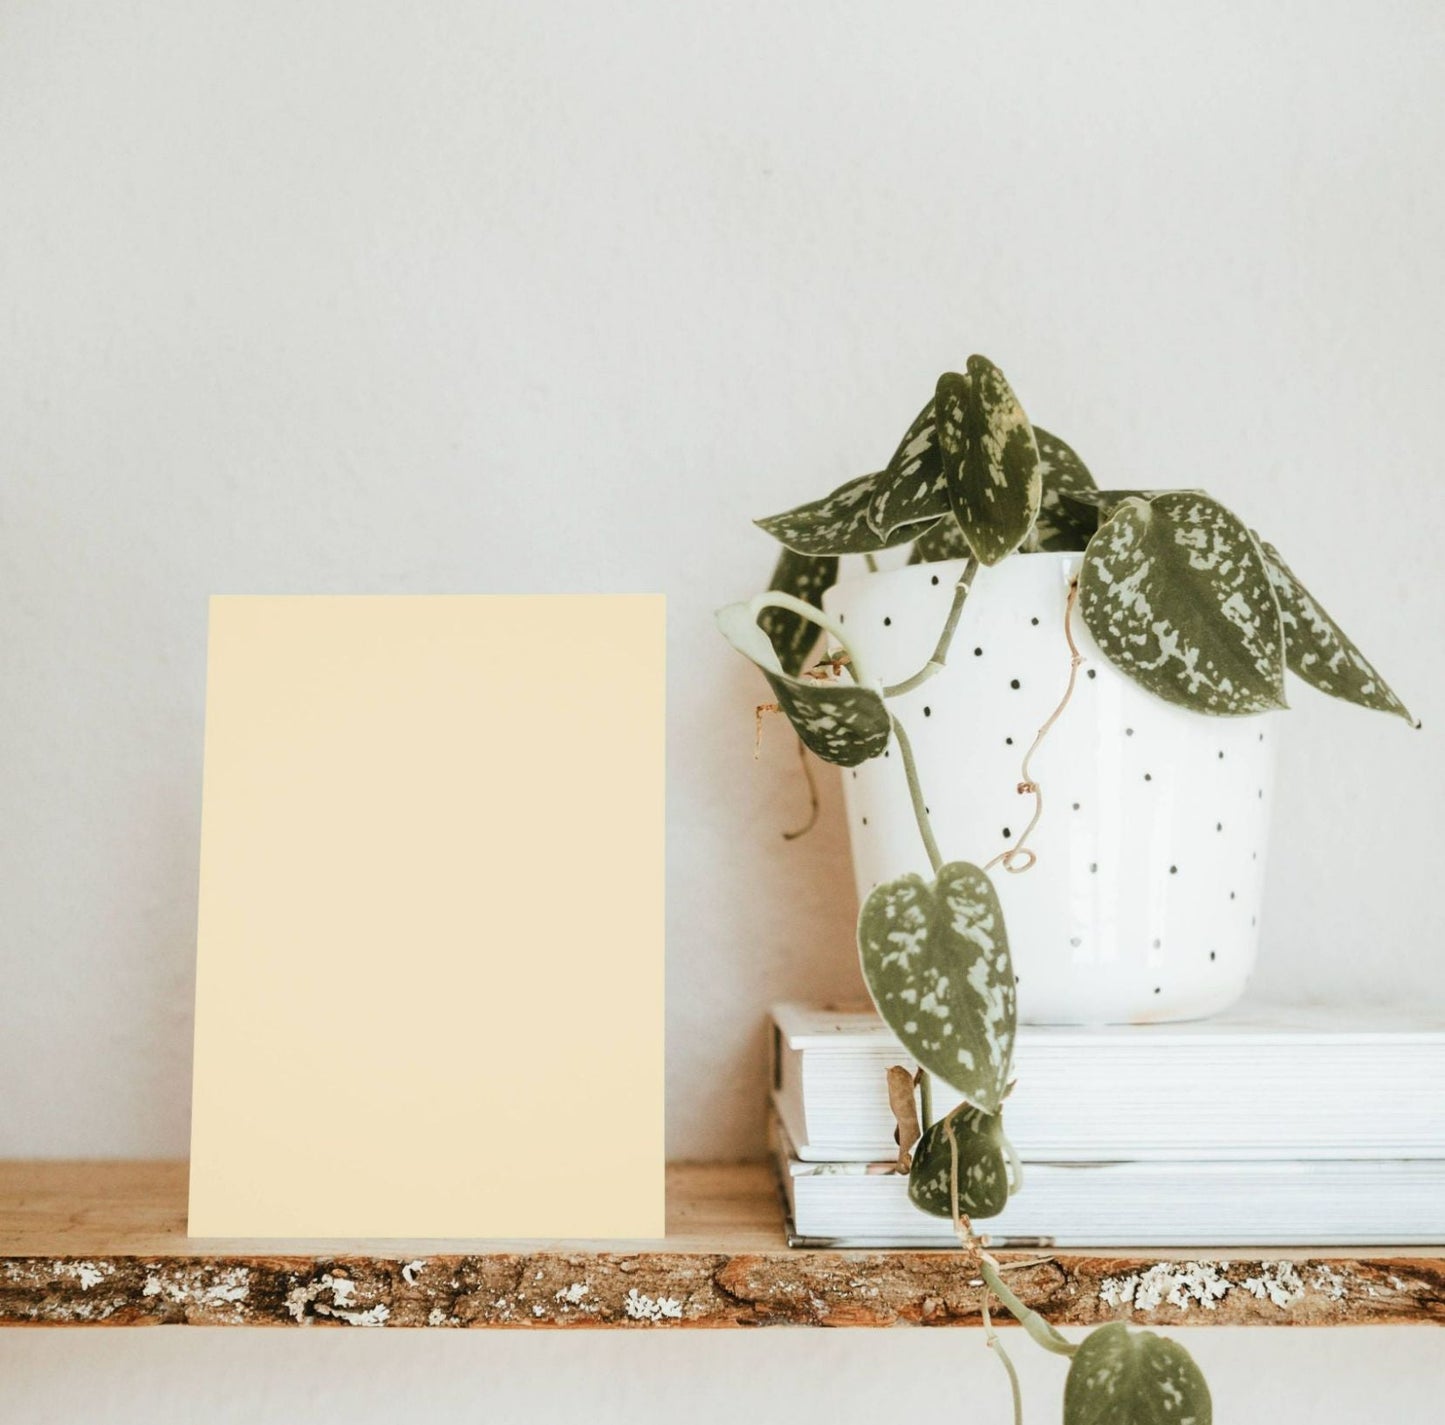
[2,1329,1442,1423]
[2,1,1441,1418]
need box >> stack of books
[769,1001,1445,1247]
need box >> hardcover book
[771,1001,1445,1164]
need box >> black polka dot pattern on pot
[830,576,1274,1012]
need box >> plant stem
[883,556,979,697]
[983,577,1083,878]
[863,552,879,574]
[890,714,942,875]
[1001,1127,1025,1194]
[747,591,875,688]
[979,1254,1077,1358]
[982,1297,1025,1425]
[780,737,820,841]
[917,1069,934,1130]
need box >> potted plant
[717,356,1415,1422]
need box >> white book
[769,1114,1445,1248]
[771,1000,1445,1163]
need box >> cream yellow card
[189,596,665,1239]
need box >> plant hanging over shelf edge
[718,355,1416,1425]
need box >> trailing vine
[719,356,1416,1423]
[981,577,1082,878]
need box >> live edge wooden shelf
[1,1161,1440,1329]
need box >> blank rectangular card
[189,595,665,1238]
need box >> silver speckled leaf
[1260,540,1416,726]
[939,357,1041,566]
[1064,1324,1212,1425]
[908,513,972,564]
[1033,426,1099,552]
[1079,492,1287,716]
[867,398,951,537]
[756,471,940,556]
[857,861,1016,1110]
[758,549,839,677]
[907,1104,1012,1220]
[716,602,890,766]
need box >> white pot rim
[829,548,1082,605]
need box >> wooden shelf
[1,1161,1440,1328]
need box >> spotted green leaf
[756,471,941,556]
[1259,540,1416,726]
[938,358,1041,565]
[857,861,1016,1111]
[1033,426,1099,552]
[758,549,838,677]
[867,398,951,537]
[907,1104,1012,1220]
[716,601,890,766]
[908,512,971,564]
[1064,1323,1212,1425]
[1079,492,1287,716]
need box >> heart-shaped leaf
[1064,1323,1212,1425]
[1079,492,1287,716]
[907,1104,1012,1220]
[1033,426,1099,552]
[867,398,951,537]
[758,549,839,677]
[716,601,890,766]
[857,861,1016,1110]
[756,471,941,556]
[939,358,1042,565]
[1260,540,1416,726]
[908,512,972,564]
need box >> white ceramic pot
[822,552,1277,1024]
